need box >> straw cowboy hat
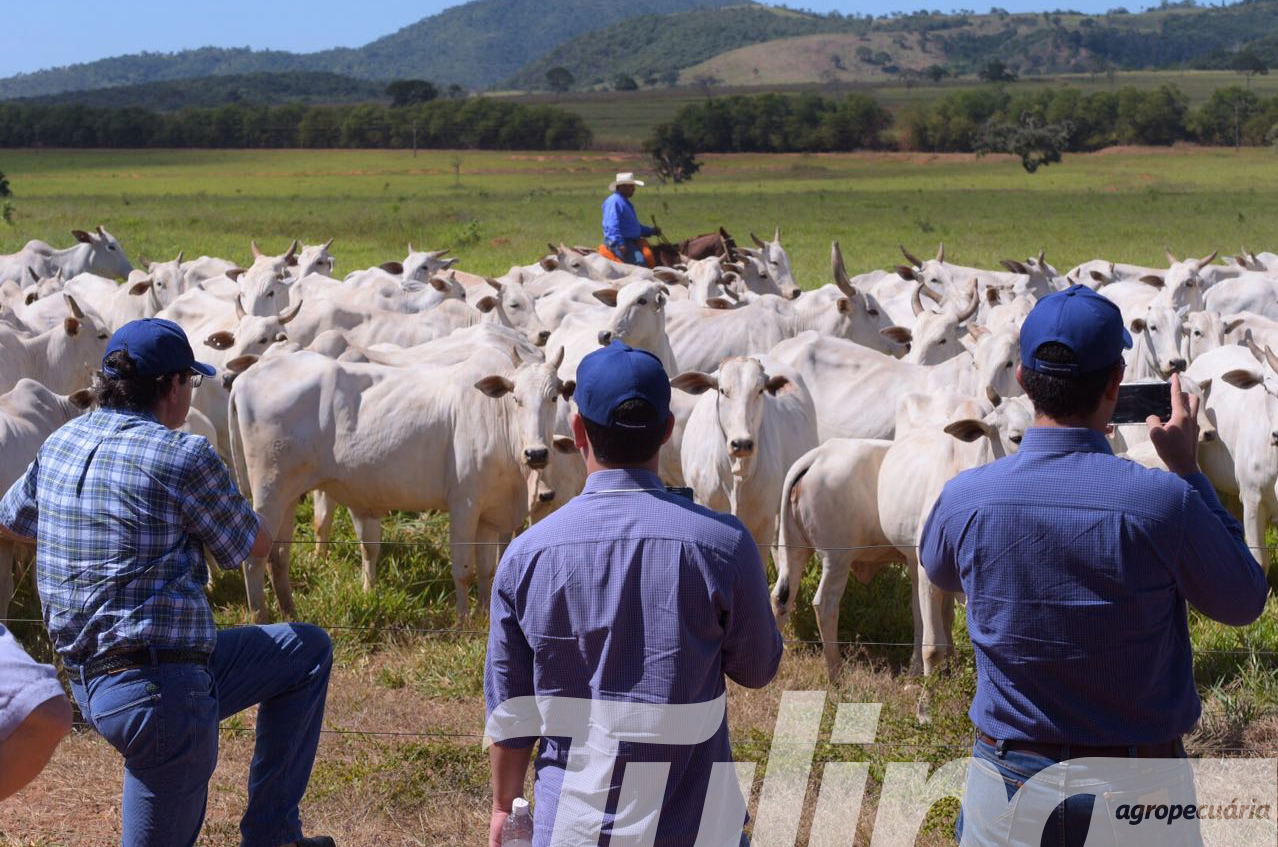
[609,172,645,191]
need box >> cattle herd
[2,227,1277,687]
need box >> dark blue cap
[104,318,216,379]
[1020,284,1132,376]
[575,341,671,428]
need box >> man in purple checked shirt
[484,340,783,847]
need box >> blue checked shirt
[920,427,1268,746]
[0,407,259,665]
[485,468,782,847]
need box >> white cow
[227,346,574,624]
[342,244,458,289]
[1126,304,1188,380]
[293,238,336,279]
[770,438,900,678]
[884,280,980,365]
[0,379,93,618]
[1098,252,1214,326]
[736,228,801,300]
[674,356,818,559]
[0,296,108,396]
[63,273,165,332]
[0,226,133,284]
[1203,273,1278,321]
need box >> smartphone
[1111,382,1173,425]
[665,486,695,500]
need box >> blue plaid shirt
[920,427,1268,746]
[485,468,782,847]
[0,407,259,665]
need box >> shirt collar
[582,467,665,494]
[1019,426,1113,456]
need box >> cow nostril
[730,439,754,454]
[538,490,555,503]
[597,331,612,345]
[1169,359,1186,372]
[524,448,549,467]
[538,330,550,342]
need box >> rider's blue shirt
[602,192,654,245]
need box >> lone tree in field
[979,60,1018,83]
[644,123,702,184]
[976,114,1071,173]
[0,170,11,224]
[546,67,574,94]
[385,79,438,107]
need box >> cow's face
[598,281,667,350]
[970,326,1021,406]
[402,248,457,285]
[295,240,336,279]
[474,349,571,472]
[1130,305,1188,378]
[1184,311,1231,362]
[485,278,549,347]
[741,232,800,299]
[673,358,790,480]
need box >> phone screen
[1111,382,1173,425]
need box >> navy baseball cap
[1020,284,1132,376]
[103,318,216,379]
[575,341,671,428]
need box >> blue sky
[3,0,1160,78]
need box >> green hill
[10,72,385,111]
[0,0,738,98]
[505,4,857,90]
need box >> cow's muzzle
[524,448,549,469]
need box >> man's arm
[488,744,534,847]
[0,459,40,545]
[919,492,962,593]
[177,442,264,570]
[602,196,625,245]
[0,694,72,800]
[720,530,783,689]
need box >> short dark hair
[581,398,666,465]
[1020,342,1118,420]
[92,350,185,412]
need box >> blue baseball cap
[1020,284,1132,376]
[104,318,216,379]
[575,341,671,428]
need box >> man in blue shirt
[0,319,335,847]
[920,286,1268,846]
[484,341,782,847]
[602,172,660,266]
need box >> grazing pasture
[0,146,1276,846]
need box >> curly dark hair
[1020,342,1120,420]
[92,350,187,412]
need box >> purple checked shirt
[920,427,1268,746]
[484,467,782,847]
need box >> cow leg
[812,551,852,682]
[0,541,13,621]
[449,507,480,628]
[906,557,924,677]
[917,562,950,677]
[268,510,298,619]
[312,491,337,561]
[351,510,384,592]
[753,516,777,574]
[474,523,501,618]
[1242,493,1270,572]
[941,591,957,663]
[244,499,291,625]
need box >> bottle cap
[512,797,529,813]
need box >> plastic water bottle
[501,796,534,846]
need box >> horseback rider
[602,172,661,266]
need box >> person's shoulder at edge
[503,487,750,560]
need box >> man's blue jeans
[69,623,332,847]
[608,240,646,266]
[957,736,1199,847]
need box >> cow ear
[944,418,996,443]
[226,355,258,373]
[71,229,93,244]
[592,289,618,307]
[128,279,153,296]
[1221,368,1263,390]
[880,326,912,345]
[560,380,575,401]
[553,435,577,454]
[475,296,497,313]
[1130,318,1147,334]
[429,276,450,292]
[204,331,235,350]
[226,268,247,282]
[1089,270,1106,283]
[999,259,1029,275]
[1139,275,1165,288]
[670,371,717,395]
[835,297,852,314]
[764,375,791,395]
[380,261,404,275]
[539,257,558,272]
[705,297,733,310]
[895,265,919,281]
[63,316,81,336]
[474,375,515,398]
[68,388,94,410]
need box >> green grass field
[1,146,1276,845]
[506,70,1278,147]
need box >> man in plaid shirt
[0,319,335,847]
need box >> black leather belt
[74,648,210,681]
[978,731,1184,760]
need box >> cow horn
[322,237,334,251]
[899,245,923,269]
[95,224,105,236]
[235,295,247,320]
[1165,249,1179,266]
[920,283,944,304]
[750,232,765,249]
[551,345,565,369]
[986,385,1002,407]
[1195,250,1218,271]
[936,243,945,263]
[279,299,303,325]
[251,240,263,258]
[911,283,926,317]
[63,294,85,319]
[436,247,452,257]
[409,242,417,254]
[26,267,38,282]
[831,241,856,298]
[175,249,184,264]
[1266,345,1278,375]
[1037,249,1045,266]
[773,225,780,243]
[954,279,980,323]
[284,239,299,260]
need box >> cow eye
[867,308,879,316]
[97,333,109,339]
[1011,434,1023,445]
[1194,330,1202,337]
[107,245,116,251]
[938,338,947,344]
[637,298,647,305]
[1005,361,1013,368]
[268,290,275,297]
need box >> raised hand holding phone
[1147,373,1200,476]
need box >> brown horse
[677,227,737,262]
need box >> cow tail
[773,451,816,611]
[227,387,251,504]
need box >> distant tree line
[655,93,895,153]
[0,99,592,150]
